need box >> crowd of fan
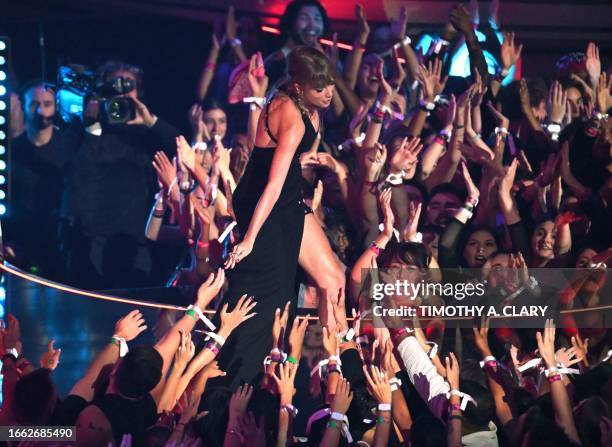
[2,0,612,445]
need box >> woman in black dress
[217,47,341,387]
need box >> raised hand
[196,268,225,309]
[389,136,422,178]
[555,346,581,368]
[39,339,61,370]
[402,201,422,242]
[174,330,196,369]
[180,391,202,425]
[415,60,442,102]
[220,295,258,332]
[229,384,253,420]
[363,365,392,404]
[456,84,475,111]
[330,378,353,414]
[271,362,298,404]
[450,4,473,35]
[390,49,407,91]
[311,180,324,213]
[390,5,408,41]
[500,32,523,70]
[188,104,210,142]
[377,60,395,104]
[379,188,395,239]
[445,352,460,390]
[535,319,557,368]
[471,68,488,107]
[472,316,492,357]
[272,301,291,350]
[570,334,590,367]
[288,315,310,361]
[237,412,266,447]
[547,81,568,124]
[321,325,338,357]
[177,135,197,173]
[355,4,370,37]
[364,143,387,182]
[247,52,268,98]
[595,72,612,114]
[585,42,601,88]
[114,310,147,341]
[152,151,176,190]
[225,6,238,42]
[202,360,226,380]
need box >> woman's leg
[298,213,346,329]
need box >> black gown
[214,95,316,389]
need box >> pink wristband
[547,374,562,383]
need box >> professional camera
[56,65,136,125]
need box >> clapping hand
[40,339,61,370]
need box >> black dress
[214,95,316,389]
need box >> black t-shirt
[5,128,78,275]
[61,119,177,239]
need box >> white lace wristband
[111,335,129,357]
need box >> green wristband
[286,356,297,365]
[186,309,197,320]
[110,338,120,347]
[326,420,340,430]
[376,416,388,425]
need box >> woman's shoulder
[268,93,303,122]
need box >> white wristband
[378,403,392,412]
[111,335,129,357]
[243,97,266,108]
[204,331,226,346]
[479,355,497,368]
[186,305,216,331]
[330,411,345,422]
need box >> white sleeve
[396,336,450,420]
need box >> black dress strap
[264,101,278,144]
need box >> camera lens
[108,98,127,120]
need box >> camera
[56,65,136,125]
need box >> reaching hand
[456,84,475,110]
[202,360,226,379]
[312,180,324,212]
[195,268,226,309]
[377,60,395,104]
[363,365,392,404]
[288,315,310,360]
[114,310,147,341]
[225,6,238,42]
[555,346,581,368]
[519,79,532,114]
[547,81,568,124]
[5,314,21,354]
[390,6,408,41]
[390,50,407,91]
[220,295,258,332]
[595,72,612,114]
[330,378,353,414]
[174,330,196,369]
[390,136,422,178]
[179,390,202,425]
[247,52,268,98]
[188,104,210,142]
[177,136,197,173]
[402,201,422,242]
[364,143,387,181]
[472,316,492,357]
[126,97,157,127]
[229,384,253,420]
[379,188,395,240]
[445,352,461,390]
[152,151,177,192]
[450,4,473,36]
[570,334,590,367]
[271,362,298,404]
[585,42,601,88]
[500,32,523,70]
[272,301,291,350]
[535,319,557,368]
[355,4,370,37]
[39,339,61,370]
[416,60,441,102]
[322,325,338,357]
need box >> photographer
[60,60,178,289]
[5,82,79,281]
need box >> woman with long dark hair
[216,46,341,387]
